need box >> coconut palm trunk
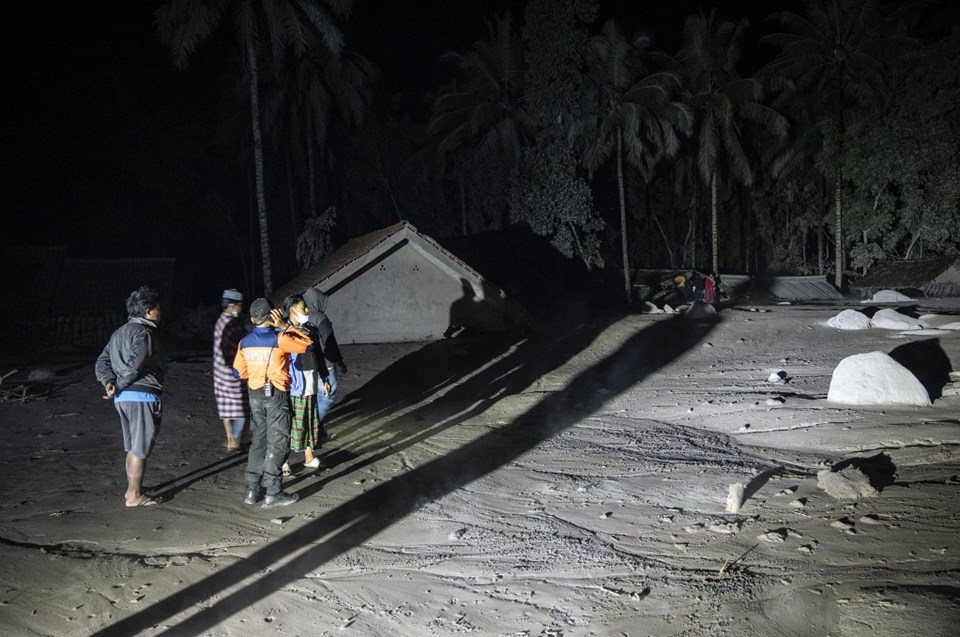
[832,79,845,290]
[833,172,842,288]
[617,131,630,302]
[306,118,318,220]
[246,35,273,294]
[711,173,718,277]
[460,177,468,236]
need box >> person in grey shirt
[95,286,166,507]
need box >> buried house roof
[852,256,960,297]
[271,221,532,344]
[0,245,67,315]
[633,269,842,302]
[720,274,843,301]
[0,253,176,353]
[51,257,176,316]
[50,257,177,350]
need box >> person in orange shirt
[233,298,312,508]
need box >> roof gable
[272,221,502,302]
[271,222,532,342]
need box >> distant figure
[282,294,331,472]
[301,286,348,440]
[664,274,693,307]
[213,289,248,450]
[688,271,704,301]
[704,274,716,304]
[233,298,312,508]
[95,286,166,508]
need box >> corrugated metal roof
[55,257,177,314]
[853,256,959,290]
[0,245,66,314]
[721,274,843,300]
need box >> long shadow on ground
[328,330,523,433]
[92,311,717,636]
[307,318,606,487]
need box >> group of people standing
[95,283,346,510]
[221,287,347,508]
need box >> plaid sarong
[213,313,249,419]
[290,394,321,451]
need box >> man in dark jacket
[300,286,347,441]
[95,286,166,508]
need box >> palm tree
[428,12,532,235]
[156,0,351,293]
[679,10,788,278]
[575,19,691,302]
[267,47,377,229]
[761,0,911,288]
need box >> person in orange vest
[233,298,313,508]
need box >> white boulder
[870,289,913,302]
[684,300,717,319]
[817,466,878,499]
[870,309,927,330]
[827,351,930,406]
[827,309,872,330]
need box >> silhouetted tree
[844,26,960,266]
[761,0,911,287]
[575,20,690,300]
[156,0,351,293]
[512,0,604,270]
[428,12,532,235]
[679,10,787,277]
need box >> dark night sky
[2,0,788,239]
[4,2,173,244]
[15,0,947,305]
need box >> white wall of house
[325,243,508,344]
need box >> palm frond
[155,0,228,70]
[297,0,344,56]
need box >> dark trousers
[246,386,292,496]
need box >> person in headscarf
[300,285,347,442]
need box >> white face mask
[229,310,240,317]
[292,310,308,324]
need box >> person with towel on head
[213,288,248,450]
[280,293,332,474]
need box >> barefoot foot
[126,496,160,508]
